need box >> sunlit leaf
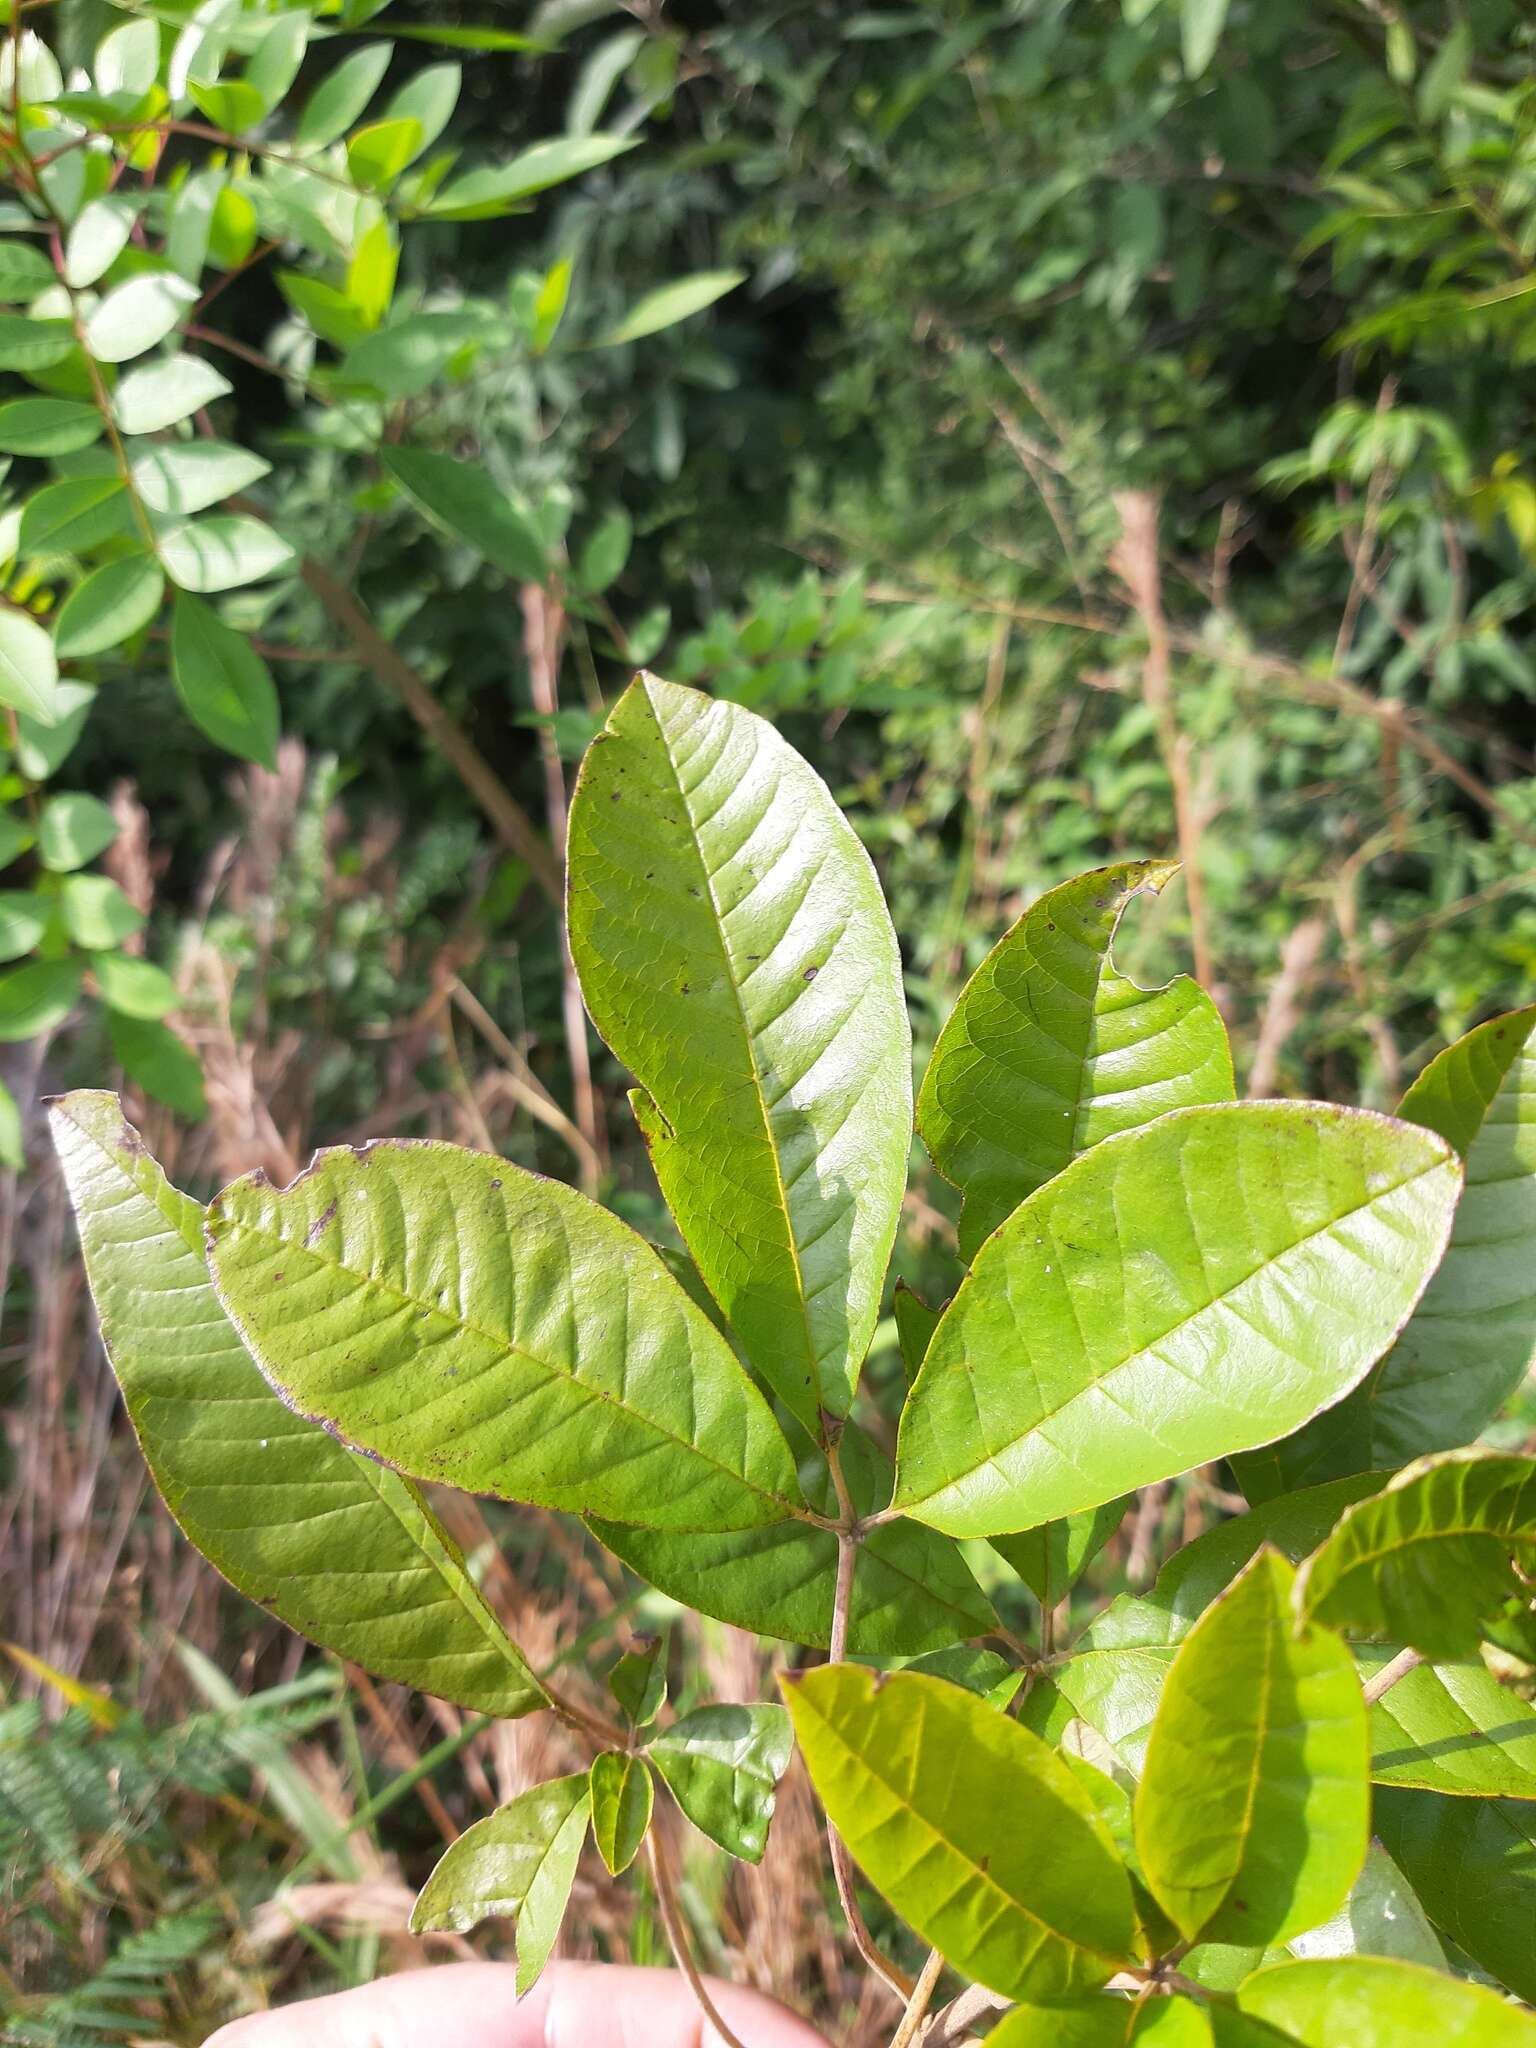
[646,1702,792,1864]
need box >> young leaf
[646,1702,793,1863]
[568,674,912,1433]
[608,1637,666,1727]
[294,42,392,150]
[1297,1451,1536,1660]
[1134,1550,1369,1947]
[600,270,747,347]
[132,442,270,518]
[918,861,1233,1260]
[54,557,164,659]
[49,1093,546,1715]
[991,1998,1212,2046]
[170,592,280,767]
[347,117,424,191]
[204,1139,806,1535]
[1237,1957,1536,2046]
[1374,1788,1536,2002]
[424,135,638,219]
[893,1102,1461,1538]
[114,354,232,435]
[0,398,103,456]
[383,62,460,159]
[382,446,546,582]
[784,1666,1137,1999]
[1242,1007,1536,1495]
[83,272,197,363]
[590,1751,653,1874]
[410,1772,591,1995]
[0,609,61,724]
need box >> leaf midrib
[209,1202,805,1526]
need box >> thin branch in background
[519,581,608,1186]
[1111,490,1219,1002]
[449,978,603,1193]
[1246,913,1329,1099]
[1333,376,1399,671]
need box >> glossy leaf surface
[1298,1452,1536,1659]
[918,860,1233,1259]
[1239,1006,1536,1495]
[895,1104,1460,1537]
[569,674,912,1430]
[647,1703,792,1863]
[1238,1958,1536,2046]
[206,1139,805,1534]
[1374,1787,1536,2002]
[410,1773,590,1995]
[590,1752,653,1875]
[991,1999,1212,2047]
[1364,1651,1536,1798]
[1135,1551,1368,1946]
[785,1666,1136,2000]
[994,1499,1129,1612]
[50,1094,546,1717]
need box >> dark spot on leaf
[803,966,819,981]
[305,1199,339,1247]
[272,1272,283,1285]
[490,1177,502,1190]
[610,790,621,801]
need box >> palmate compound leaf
[1236,1957,1536,2046]
[204,1138,807,1536]
[568,674,912,1435]
[1238,1005,1536,1497]
[918,860,1234,1262]
[1297,1450,1536,1660]
[48,1093,546,1718]
[1374,1786,1536,2002]
[645,1702,793,1863]
[411,1772,590,1996]
[893,1102,1461,1539]
[783,1667,1138,2000]
[1133,1551,1369,1948]
[590,1422,996,1654]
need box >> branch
[1362,1645,1424,1706]
[299,558,562,907]
[646,1827,751,2048]
[889,1947,946,2048]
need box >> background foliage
[3,0,1535,2040]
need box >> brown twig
[646,1827,752,2048]
[1246,913,1329,1098]
[890,1946,946,2048]
[1361,1645,1424,1706]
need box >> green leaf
[1181,0,1230,78]
[189,78,267,133]
[991,1997,1213,2047]
[244,10,308,113]
[383,62,460,159]
[346,116,423,191]
[590,1751,652,1875]
[342,311,485,398]
[1375,1789,1536,2002]
[51,1093,545,1711]
[345,215,397,328]
[532,256,572,354]
[0,241,56,301]
[1134,1550,1368,1947]
[205,1139,806,1534]
[83,273,197,364]
[410,1774,590,1995]
[918,861,1234,1260]
[1237,1958,1536,2045]
[114,354,232,435]
[20,477,131,557]
[608,1637,666,1727]
[382,446,545,581]
[901,1646,1023,1710]
[95,951,178,1020]
[15,681,93,778]
[39,791,118,872]
[646,1702,792,1864]
[600,270,747,347]
[0,958,82,1040]
[1285,1840,1443,1971]
[388,24,545,51]
[1242,1008,1536,1495]
[294,43,392,150]
[0,609,61,724]
[785,1666,1136,1998]
[993,1499,1130,1613]
[576,507,632,594]
[568,674,912,1432]
[894,1103,1461,1538]
[0,315,75,372]
[892,1280,940,1379]
[54,557,164,659]
[170,592,280,767]
[60,874,143,950]
[0,398,102,455]
[158,515,294,592]
[1298,1452,1536,1660]
[63,197,136,289]
[0,1078,21,1170]
[94,16,160,97]
[166,168,223,283]
[0,891,51,963]
[424,135,638,220]
[1366,1651,1536,1799]
[132,442,270,518]
[108,1014,205,1120]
